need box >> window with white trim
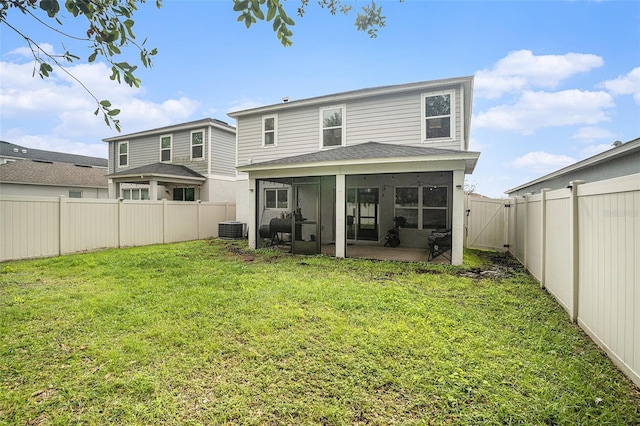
[265,188,288,209]
[69,190,82,198]
[118,141,128,167]
[160,134,172,162]
[122,188,149,200]
[320,105,345,147]
[173,187,195,201]
[262,115,277,147]
[191,130,204,160]
[394,186,448,229]
[422,91,454,141]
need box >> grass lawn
[1,239,638,425]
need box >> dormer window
[160,134,172,162]
[422,91,454,141]
[320,105,345,148]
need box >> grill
[259,218,296,246]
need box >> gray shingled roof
[0,141,107,167]
[107,162,206,180]
[0,160,108,187]
[244,142,475,168]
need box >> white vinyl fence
[465,173,640,387]
[1,195,237,262]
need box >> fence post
[162,198,168,244]
[569,180,585,322]
[59,195,67,256]
[197,200,202,240]
[540,188,550,289]
[118,198,123,248]
[523,193,531,271]
[512,197,517,258]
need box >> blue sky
[1,0,639,197]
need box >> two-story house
[228,76,480,264]
[103,118,236,202]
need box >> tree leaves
[2,0,160,131]
[355,1,387,38]
[39,0,60,17]
[38,62,53,77]
[232,0,399,46]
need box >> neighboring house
[102,118,236,202]
[505,137,640,197]
[0,141,108,198]
[0,140,107,167]
[228,76,480,265]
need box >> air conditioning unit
[218,221,245,239]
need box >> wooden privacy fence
[465,173,640,387]
[0,195,237,262]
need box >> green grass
[1,240,638,425]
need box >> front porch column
[108,179,117,199]
[451,170,465,265]
[149,180,158,200]
[248,178,257,249]
[335,173,346,258]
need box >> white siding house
[103,118,237,202]
[229,76,480,264]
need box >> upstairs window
[320,105,345,148]
[118,141,128,167]
[160,135,172,162]
[191,130,204,160]
[262,115,277,147]
[422,91,453,140]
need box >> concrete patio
[322,244,451,264]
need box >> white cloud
[4,43,56,59]
[598,67,640,104]
[473,89,614,133]
[571,126,619,142]
[475,50,604,99]
[509,151,576,174]
[0,58,201,155]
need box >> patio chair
[427,229,452,261]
